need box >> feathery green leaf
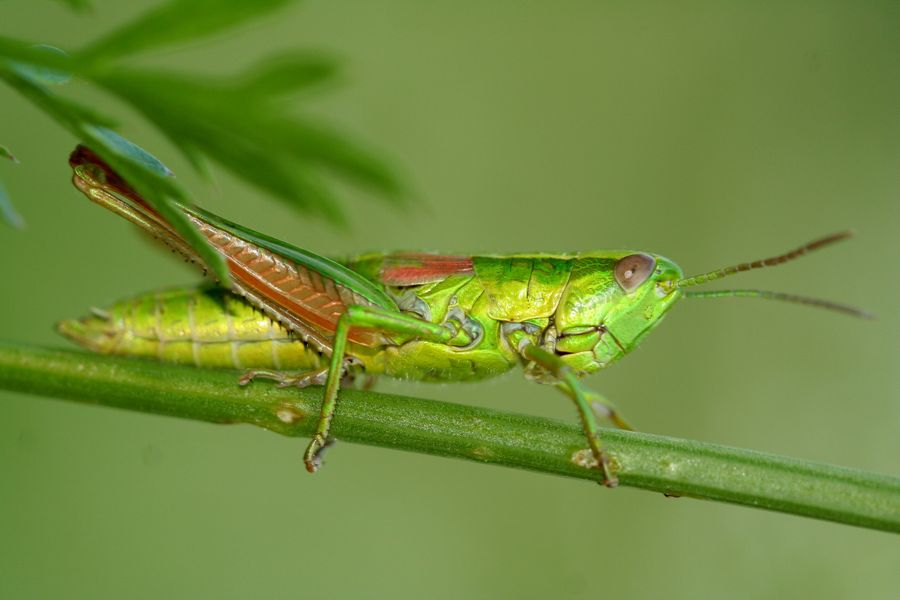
[93,66,402,219]
[1,1,406,257]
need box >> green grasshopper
[62,146,869,486]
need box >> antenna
[677,231,853,288]
[684,289,874,319]
[675,231,872,319]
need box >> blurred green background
[1,1,898,598]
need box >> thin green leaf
[34,91,118,128]
[0,36,72,72]
[52,0,92,12]
[0,179,25,229]
[89,126,173,177]
[0,145,19,163]
[0,142,24,228]
[218,144,343,221]
[239,52,340,98]
[0,62,116,127]
[161,115,347,226]
[9,45,72,85]
[272,118,405,200]
[0,66,84,135]
[77,0,294,65]
[175,141,214,183]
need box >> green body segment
[58,286,325,372]
[472,255,572,321]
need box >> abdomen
[58,286,326,372]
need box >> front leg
[517,342,619,487]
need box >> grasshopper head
[553,252,683,375]
[553,232,870,378]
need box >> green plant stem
[1,340,897,533]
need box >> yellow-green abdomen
[58,286,325,372]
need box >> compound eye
[614,253,656,293]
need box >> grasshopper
[62,146,868,486]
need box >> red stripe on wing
[380,253,474,286]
